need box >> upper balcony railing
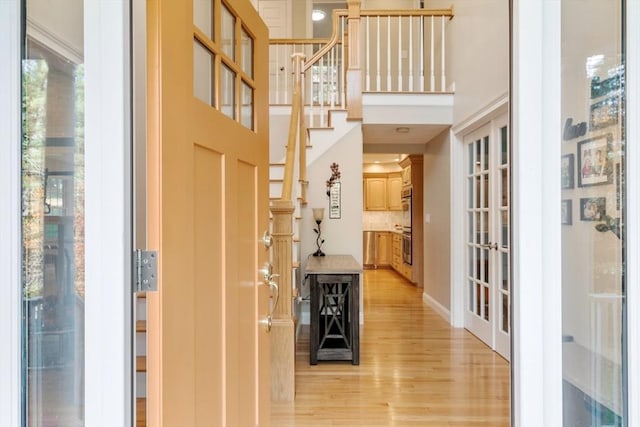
[268,7,454,110]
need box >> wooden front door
[146,0,271,425]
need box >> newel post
[346,0,362,120]
[269,200,295,401]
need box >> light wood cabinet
[376,232,391,266]
[387,173,402,211]
[364,177,388,211]
[364,173,402,211]
[391,233,402,271]
[401,165,412,186]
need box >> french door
[464,115,510,360]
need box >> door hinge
[135,250,158,292]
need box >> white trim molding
[511,0,563,425]
[422,292,451,322]
[0,1,22,425]
[625,1,640,425]
[84,1,133,425]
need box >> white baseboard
[422,292,451,323]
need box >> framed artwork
[580,197,606,221]
[615,162,623,212]
[329,182,341,219]
[561,154,574,189]
[561,200,572,225]
[577,134,612,187]
[590,96,619,130]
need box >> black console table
[307,255,361,365]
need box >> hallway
[271,269,510,426]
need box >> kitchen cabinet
[364,173,402,211]
[391,232,412,281]
[364,177,387,211]
[401,164,412,186]
[387,173,403,211]
[376,232,391,266]
[391,233,402,271]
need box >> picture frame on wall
[577,134,613,187]
[589,96,619,130]
[561,199,572,225]
[561,154,574,189]
[579,197,606,221]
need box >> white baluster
[398,16,402,91]
[430,16,435,92]
[319,55,325,126]
[441,15,446,91]
[366,16,370,91]
[408,16,413,92]
[341,17,346,107]
[420,16,424,92]
[376,16,381,91]
[330,46,335,108]
[284,46,289,104]
[387,15,391,90]
[276,46,280,103]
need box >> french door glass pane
[22,12,85,426]
[561,1,626,425]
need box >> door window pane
[561,1,626,425]
[221,3,235,60]
[241,81,253,130]
[240,27,253,78]
[22,33,85,426]
[194,0,213,39]
[194,41,214,105]
[221,63,236,120]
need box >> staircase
[267,4,454,403]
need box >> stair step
[136,398,146,427]
[270,178,284,183]
[293,261,300,269]
[136,292,146,299]
[136,320,146,333]
[136,356,146,372]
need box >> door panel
[194,146,224,425]
[464,116,510,361]
[146,0,270,425]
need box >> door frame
[626,0,640,424]
[450,94,508,330]
[0,1,22,425]
[84,1,133,425]
[0,0,134,425]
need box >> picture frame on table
[579,197,606,221]
[561,154,574,189]
[577,134,613,187]
[561,200,572,225]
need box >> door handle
[261,231,273,249]
[268,279,280,315]
[480,242,498,250]
[260,279,280,333]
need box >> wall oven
[402,231,412,265]
[401,187,412,232]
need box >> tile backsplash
[363,211,404,231]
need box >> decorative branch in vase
[326,162,341,196]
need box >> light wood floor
[271,269,510,426]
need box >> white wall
[301,125,363,263]
[300,125,363,319]
[423,129,451,310]
[27,0,84,63]
[428,0,509,125]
